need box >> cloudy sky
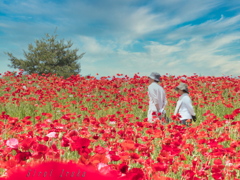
[0,0,240,77]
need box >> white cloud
[152,0,223,24]
[176,34,240,75]
[167,14,240,40]
[77,32,240,77]
[124,7,163,35]
[145,42,180,56]
[77,36,112,54]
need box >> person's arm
[161,92,167,113]
[183,96,195,116]
[174,100,182,115]
[155,104,160,113]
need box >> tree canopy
[6,33,85,78]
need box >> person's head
[148,72,161,83]
[175,83,189,94]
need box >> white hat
[148,72,161,82]
[175,83,189,93]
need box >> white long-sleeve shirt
[148,82,167,113]
[174,93,195,120]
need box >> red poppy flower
[123,168,144,180]
[110,155,121,161]
[15,151,31,162]
[119,163,128,174]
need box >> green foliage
[6,33,85,78]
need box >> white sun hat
[175,83,189,93]
[148,72,161,82]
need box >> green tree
[6,33,85,78]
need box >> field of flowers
[0,70,239,180]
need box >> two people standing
[147,72,196,125]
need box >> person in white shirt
[174,83,196,125]
[147,72,168,123]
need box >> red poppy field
[0,71,239,180]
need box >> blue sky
[0,0,240,77]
